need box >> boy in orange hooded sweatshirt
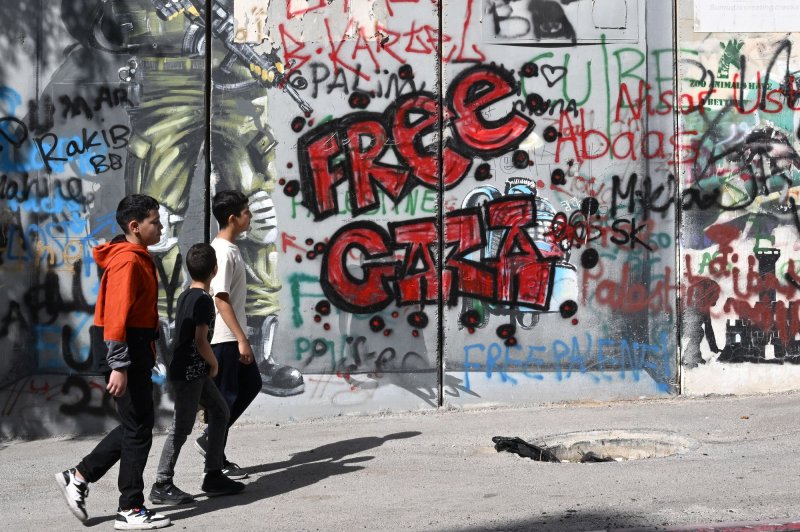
[55,194,171,530]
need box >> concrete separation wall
[0,0,794,440]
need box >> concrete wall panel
[0,0,792,440]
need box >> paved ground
[2,392,800,531]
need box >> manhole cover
[494,430,697,463]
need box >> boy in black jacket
[150,243,245,504]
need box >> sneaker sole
[54,472,88,523]
[113,518,171,530]
[222,472,249,480]
[148,495,194,505]
[204,486,246,498]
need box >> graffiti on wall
[0,0,690,438]
[678,33,800,373]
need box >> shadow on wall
[0,0,111,87]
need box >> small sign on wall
[482,0,639,44]
[694,0,800,33]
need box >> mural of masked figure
[63,0,306,395]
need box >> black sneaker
[114,506,170,530]
[194,433,208,457]
[54,468,89,522]
[149,481,194,505]
[202,470,245,496]
[221,460,248,480]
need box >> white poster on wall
[482,0,639,44]
[694,0,800,33]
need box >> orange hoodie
[93,235,159,345]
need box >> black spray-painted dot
[349,91,371,109]
[559,300,578,318]
[294,254,302,263]
[512,150,529,169]
[504,337,518,347]
[391,311,399,319]
[551,168,566,186]
[278,178,286,186]
[313,315,321,323]
[460,310,481,328]
[571,319,578,325]
[520,62,539,78]
[306,251,317,260]
[315,300,331,316]
[543,126,559,143]
[287,162,294,168]
[467,327,475,334]
[398,65,414,80]
[496,324,516,340]
[475,163,492,181]
[305,238,314,246]
[407,311,429,329]
[369,316,385,332]
[383,329,392,337]
[283,180,300,196]
[412,330,419,337]
[580,248,599,269]
[323,323,331,331]
[291,116,306,132]
[581,197,600,216]
[314,242,326,254]
[526,93,548,115]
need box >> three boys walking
[55,191,263,529]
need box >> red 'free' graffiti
[297,64,535,220]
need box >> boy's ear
[126,219,139,235]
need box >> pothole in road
[493,430,697,463]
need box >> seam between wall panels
[204,0,212,242]
[671,0,683,394]
[437,0,445,408]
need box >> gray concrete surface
[2,392,800,531]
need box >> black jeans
[76,362,154,510]
[155,377,229,481]
[212,341,262,431]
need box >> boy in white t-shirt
[194,190,261,480]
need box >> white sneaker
[114,507,171,530]
[54,468,89,522]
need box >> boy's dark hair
[116,194,160,233]
[212,190,248,228]
[186,243,217,281]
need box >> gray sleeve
[105,340,131,370]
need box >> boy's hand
[208,358,219,378]
[238,339,255,365]
[107,369,128,397]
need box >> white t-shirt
[210,237,247,345]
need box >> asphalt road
[3,392,800,531]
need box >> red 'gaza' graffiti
[298,64,535,220]
[320,195,559,314]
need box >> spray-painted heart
[541,65,567,87]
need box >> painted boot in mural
[254,315,304,396]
